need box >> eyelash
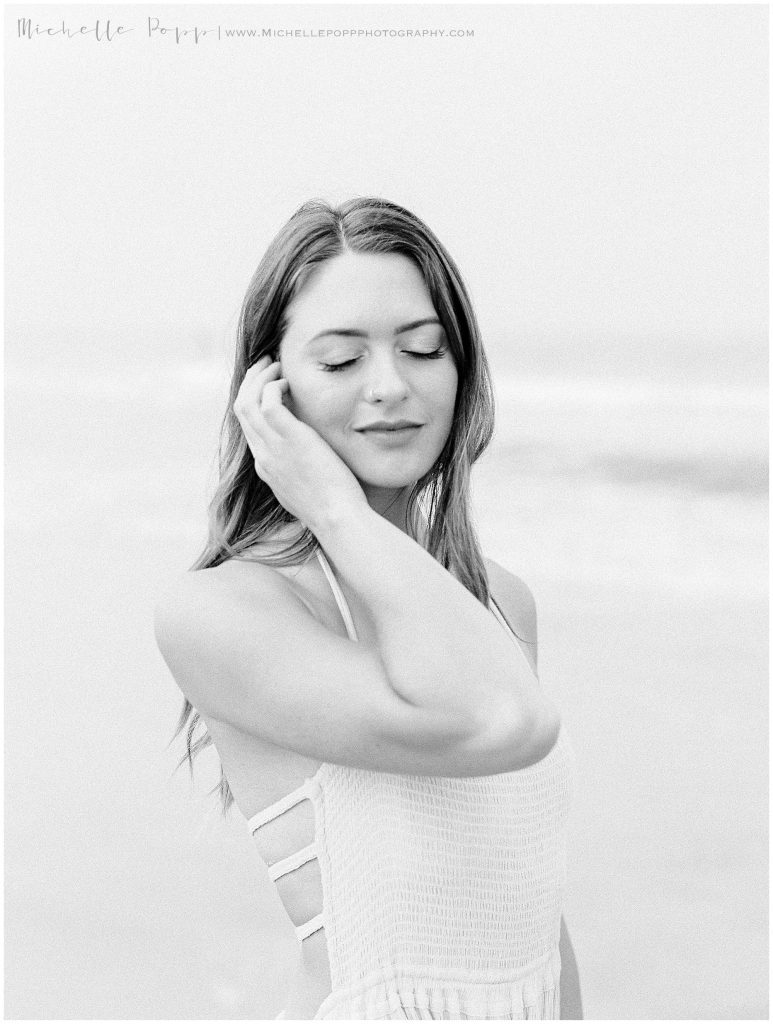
[321,349,447,373]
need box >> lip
[356,420,423,432]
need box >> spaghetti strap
[242,560,574,1009]
[489,596,522,642]
[316,548,359,641]
[489,596,539,682]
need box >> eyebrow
[306,317,443,345]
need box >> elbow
[501,697,561,771]
[528,703,562,767]
[463,694,561,775]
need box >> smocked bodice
[247,549,575,1019]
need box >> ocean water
[5,359,767,1018]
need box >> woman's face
[278,251,459,499]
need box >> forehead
[285,252,436,333]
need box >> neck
[360,483,426,542]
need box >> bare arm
[559,917,583,1019]
[156,357,560,778]
[155,552,555,778]
[311,504,559,768]
[241,357,558,771]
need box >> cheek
[284,374,346,435]
[430,367,459,429]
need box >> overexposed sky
[5,4,768,377]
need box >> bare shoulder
[153,558,309,670]
[155,558,279,617]
[484,557,538,646]
[152,550,555,775]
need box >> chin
[356,473,419,491]
[329,432,446,493]
[350,456,436,492]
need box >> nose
[364,352,410,404]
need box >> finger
[235,356,272,403]
[245,353,274,375]
[235,407,264,449]
[243,358,281,396]
[260,377,294,430]
[234,361,281,427]
[239,419,281,487]
[247,433,271,473]
[236,357,278,404]
[262,380,308,442]
[233,389,280,453]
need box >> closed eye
[320,348,446,373]
[320,358,359,373]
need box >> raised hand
[233,354,368,532]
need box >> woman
[155,197,582,1020]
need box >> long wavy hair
[174,196,496,813]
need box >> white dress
[248,549,576,1020]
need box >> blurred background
[5,3,767,1019]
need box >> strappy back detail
[246,781,313,832]
[247,557,541,953]
[247,777,324,941]
[246,548,359,946]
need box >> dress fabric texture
[249,549,575,1020]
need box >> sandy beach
[5,360,767,1019]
